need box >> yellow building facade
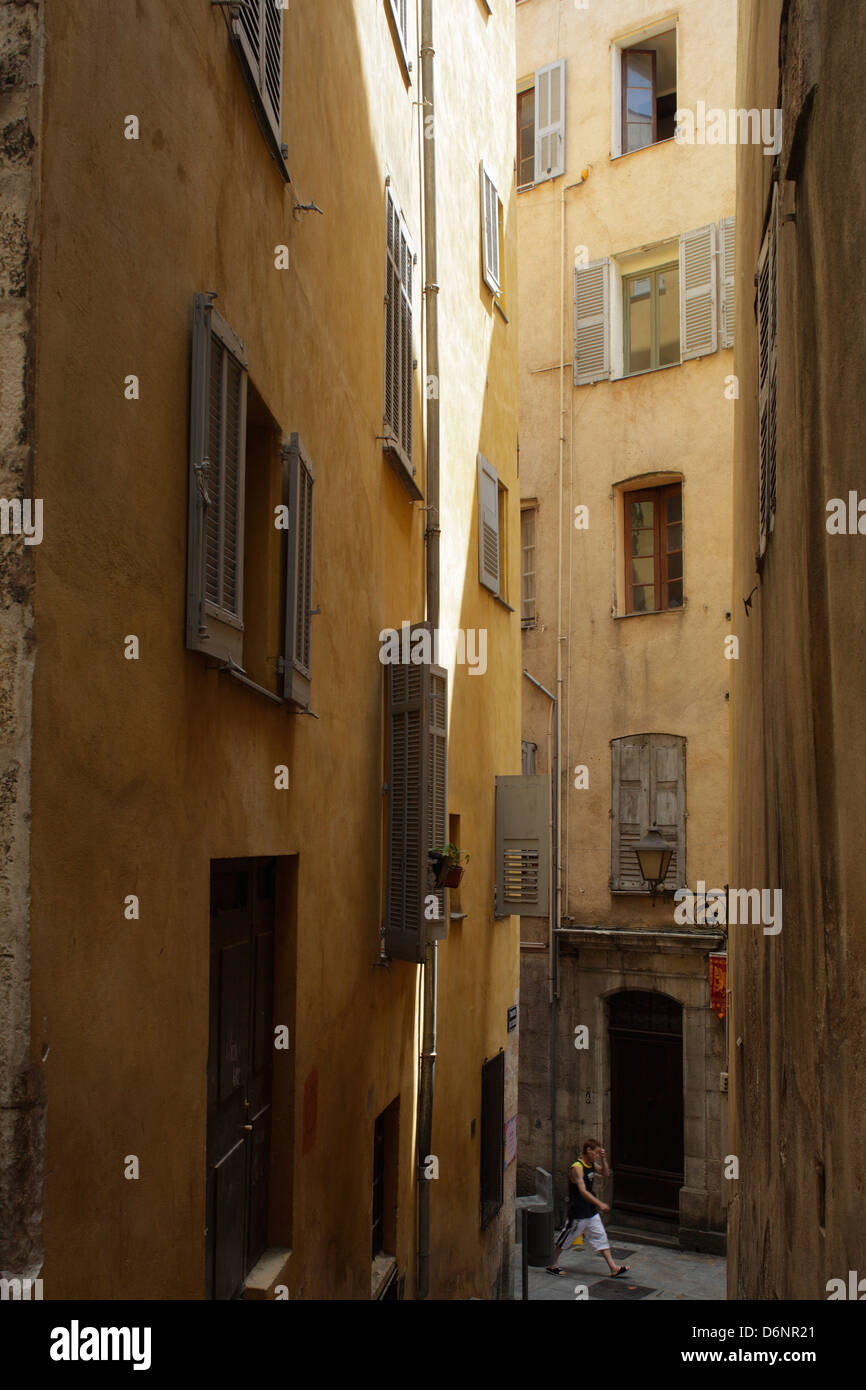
[516,0,736,1250]
[1,0,521,1300]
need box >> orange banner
[709,953,727,1019]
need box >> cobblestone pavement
[513,1235,727,1301]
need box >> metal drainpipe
[417,0,439,1302]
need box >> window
[384,634,448,962]
[520,506,536,626]
[574,221,735,385]
[757,188,778,558]
[521,741,537,775]
[516,60,565,187]
[480,1052,505,1228]
[478,454,506,597]
[229,0,284,157]
[617,29,676,156]
[186,296,314,704]
[480,163,501,294]
[624,483,683,614]
[383,188,419,497]
[623,264,679,375]
[610,734,685,893]
[372,1098,399,1262]
[386,0,411,79]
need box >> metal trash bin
[516,1167,554,1271]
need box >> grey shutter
[649,734,686,891]
[477,454,500,594]
[282,433,314,709]
[611,734,685,892]
[610,735,650,892]
[385,633,448,962]
[573,259,610,385]
[232,0,283,146]
[757,190,778,557]
[719,216,736,350]
[679,223,718,360]
[480,162,501,294]
[495,774,550,917]
[534,59,565,181]
[186,293,247,664]
[383,189,420,498]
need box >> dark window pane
[666,492,682,523]
[666,522,683,551]
[631,499,654,529]
[632,526,655,557]
[632,584,654,612]
[630,556,654,586]
[667,580,683,608]
[657,269,680,365]
[667,550,683,581]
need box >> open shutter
[534,59,565,181]
[757,189,778,557]
[679,224,718,360]
[610,735,650,892]
[574,259,610,385]
[719,216,736,350]
[186,294,247,664]
[383,189,420,498]
[385,634,448,962]
[282,433,314,709]
[649,734,686,891]
[232,0,283,147]
[477,454,500,594]
[495,774,550,917]
[480,162,501,294]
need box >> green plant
[428,843,470,865]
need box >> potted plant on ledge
[428,843,470,890]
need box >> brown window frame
[621,47,657,155]
[517,87,535,188]
[624,482,683,615]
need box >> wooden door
[608,990,683,1220]
[206,858,275,1299]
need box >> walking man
[547,1138,630,1277]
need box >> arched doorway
[608,990,684,1221]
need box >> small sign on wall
[507,1004,518,1032]
[504,1115,517,1168]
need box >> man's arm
[594,1146,611,1179]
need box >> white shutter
[649,734,686,891]
[477,454,500,594]
[757,190,778,557]
[719,216,736,350]
[534,59,565,181]
[573,258,610,385]
[232,0,283,146]
[679,223,718,360]
[480,162,501,295]
[611,734,686,892]
[383,189,419,497]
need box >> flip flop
[611,1265,631,1277]
[545,1267,566,1276]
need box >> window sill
[450,911,468,922]
[382,437,423,501]
[611,135,677,162]
[613,605,685,621]
[493,594,515,613]
[208,657,285,706]
[616,360,682,382]
[242,1247,292,1300]
[494,299,510,324]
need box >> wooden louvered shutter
[480,162,501,294]
[649,734,686,892]
[757,189,778,558]
[477,454,500,594]
[232,0,283,147]
[282,433,314,709]
[534,60,565,182]
[574,259,610,385]
[385,635,448,963]
[610,735,650,892]
[679,224,718,360]
[186,293,247,664]
[719,216,736,350]
[383,190,420,498]
[611,734,686,892]
[495,774,550,918]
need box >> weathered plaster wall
[729,0,866,1300]
[0,0,44,1281]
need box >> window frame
[612,25,678,160]
[386,0,412,82]
[516,59,565,189]
[623,482,683,616]
[520,504,537,628]
[622,260,680,376]
[382,187,420,498]
[480,162,501,295]
[621,47,657,155]
[517,86,536,190]
[228,0,288,178]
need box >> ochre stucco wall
[29,0,519,1299]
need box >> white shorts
[555,1212,609,1253]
